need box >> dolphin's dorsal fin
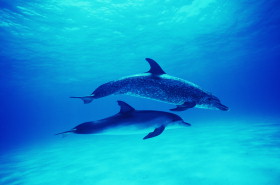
[117,101,135,114]
[145,58,166,75]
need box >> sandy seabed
[1,121,280,185]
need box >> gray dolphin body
[56,101,190,139]
[71,58,228,111]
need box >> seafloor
[1,121,280,185]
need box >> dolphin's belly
[94,113,172,135]
[98,125,152,135]
[116,74,205,104]
[96,121,183,136]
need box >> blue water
[1,0,280,184]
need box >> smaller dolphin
[55,101,190,140]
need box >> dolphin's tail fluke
[182,121,191,126]
[184,122,191,126]
[55,130,73,136]
[70,95,94,104]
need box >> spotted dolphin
[55,101,190,139]
[71,58,228,111]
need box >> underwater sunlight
[1,0,280,184]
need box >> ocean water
[1,0,280,184]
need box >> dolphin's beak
[216,103,229,111]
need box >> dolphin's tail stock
[70,95,94,104]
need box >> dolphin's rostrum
[71,58,229,111]
[56,101,190,139]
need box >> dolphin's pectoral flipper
[145,58,166,75]
[143,125,165,140]
[70,96,94,104]
[170,102,196,111]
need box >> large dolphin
[71,58,228,111]
[55,101,190,140]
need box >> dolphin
[71,58,228,111]
[55,101,190,140]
